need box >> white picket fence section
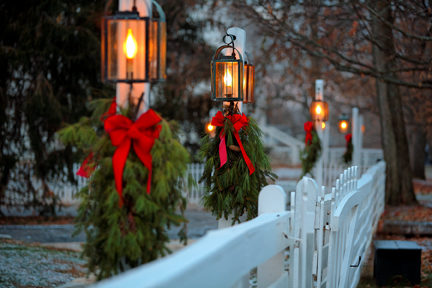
[183,163,205,206]
[322,148,383,189]
[92,161,385,288]
[3,146,383,210]
[57,163,206,207]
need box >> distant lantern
[205,122,215,133]
[338,114,350,134]
[211,34,244,102]
[310,100,329,122]
[101,1,166,83]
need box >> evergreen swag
[199,110,275,224]
[58,98,190,279]
[300,121,322,177]
[343,133,353,164]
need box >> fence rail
[92,161,386,288]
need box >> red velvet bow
[76,152,96,178]
[304,121,314,146]
[104,109,162,207]
[345,133,352,146]
[211,111,255,175]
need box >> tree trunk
[408,125,426,179]
[371,0,416,204]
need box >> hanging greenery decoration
[300,121,322,177]
[58,98,190,279]
[343,133,353,164]
[199,110,276,224]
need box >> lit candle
[123,28,138,80]
[223,69,233,96]
[315,104,322,115]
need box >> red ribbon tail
[76,167,88,178]
[219,131,227,168]
[233,131,255,175]
[112,141,131,207]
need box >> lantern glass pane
[106,18,146,81]
[215,61,241,101]
[309,100,329,121]
[149,20,158,80]
[159,21,167,79]
[243,64,254,103]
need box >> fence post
[291,177,320,288]
[257,185,287,287]
[352,107,361,167]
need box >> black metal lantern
[338,114,350,134]
[310,100,329,122]
[211,34,244,102]
[101,1,166,83]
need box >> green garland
[58,99,190,279]
[300,122,322,177]
[199,114,276,224]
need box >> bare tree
[212,0,432,204]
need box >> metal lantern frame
[338,114,350,134]
[101,1,166,83]
[211,34,244,102]
[309,99,329,122]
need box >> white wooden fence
[92,161,385,288]
[322,148,383,189]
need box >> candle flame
[315,104,322,115]
[224,70,233,87]
[321,122,326,129]
[123,29,137,59]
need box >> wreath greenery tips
[300,121,322,178]
[199,113,276,224]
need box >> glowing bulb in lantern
[123,29,138,60]
[224,70,233,87]
[315,104,322,115]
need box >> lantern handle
[211,45,244,64]
[223,33,236,46]
[152,0,166,21]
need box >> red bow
[104,109,162,207]
[211,111,255,175]
[76,152,96,178]
[345,133,352,146]
[304,121,314,146]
